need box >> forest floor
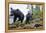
[8,18,44,30]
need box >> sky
[9,4,32,16]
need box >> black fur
[26,13,32,24]
[10,8,24,23]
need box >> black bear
[26,12,32,24]
[10,8,24,23]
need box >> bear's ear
[11,8,13,10]
[16,9,19,11]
